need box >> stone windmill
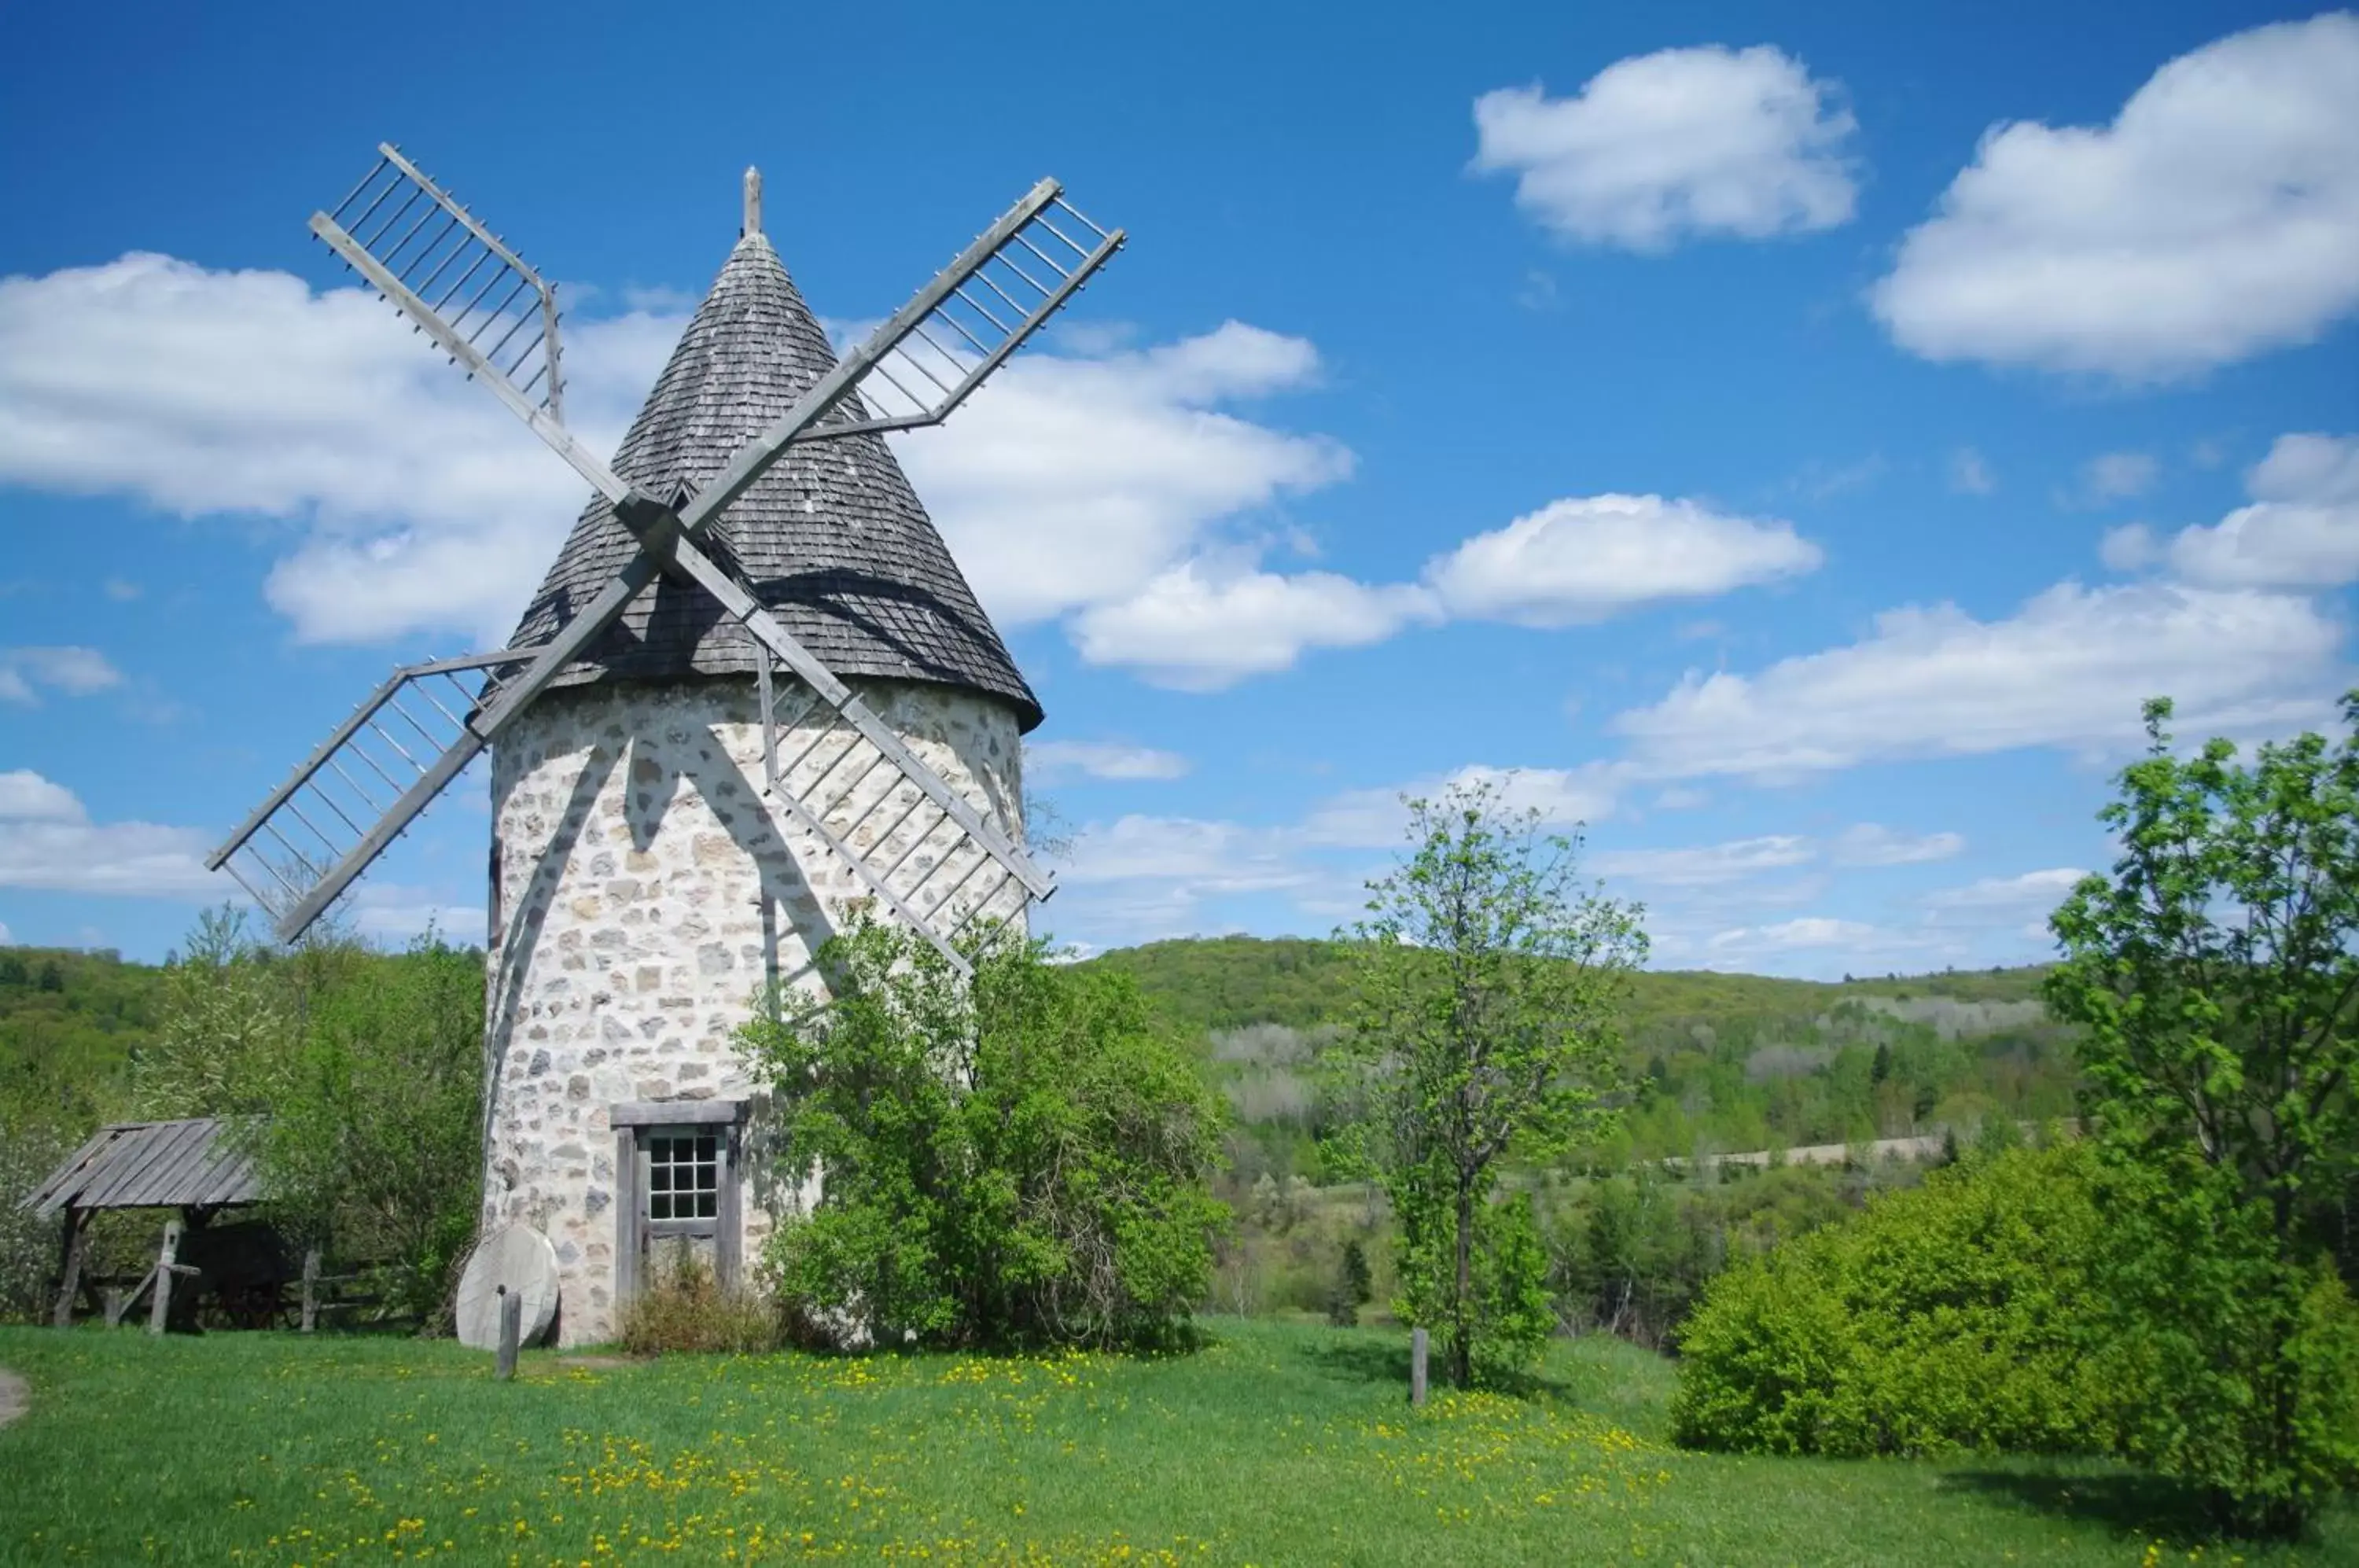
[208,146,1121,1342]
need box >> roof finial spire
[742,166,763,239]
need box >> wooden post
[495,1287,521,1381]
[716,1123,742,1291]
[148,1218,183,1336]
[52,1206,87,1328]
[613,1126,640,1314]
[1410,1326,1429,1408]
[300,1247,322,1333]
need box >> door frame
[612,1099,747,1310]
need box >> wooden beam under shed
[52,1205,86,1328]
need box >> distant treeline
[1081,936,2075,1166]
[2,933,2072,1166]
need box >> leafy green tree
[1334,777,1646,1387]
[134,907,307,1118]
[136,907,487,1325]
[256,934,485,1324]
[2046,694,2359,1535]
[743,918,1227,1351]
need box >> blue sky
[2,0,2354,975]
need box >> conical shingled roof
[508,232,1042,732]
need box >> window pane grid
[646,1131,719,1221]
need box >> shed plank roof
[508,233,1041,731]
[23,1118,263,1218]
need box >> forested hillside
[0,947,161,1132]
[1084,937,2075,1163]
[2,931,2083,1344]
[1069,937,2080,1345]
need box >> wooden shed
[24,1117,279,1330]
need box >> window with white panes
[645,1130,719,1222]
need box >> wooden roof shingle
[507,231,1043,731]
[22,1117,263,1218]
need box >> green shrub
[2091,1148,2359,1536]
[1671,1143,2127,1458]
[620,1239,783,1356]
[745,920,1228,1353]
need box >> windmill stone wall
[482,676,1021,1345]
[476,199,1042,1347]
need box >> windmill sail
[798,189,1121,440]
[208,650,533,934]
[753,666,1035,964]
[216,150,1117,962]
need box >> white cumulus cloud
[0,770,223,897]
[1871,13,2359,379]
[1473,44,1858,250]
[1052,762,1628,946]
[1424,493,1821,626]
[1070,560,1440,690]
[1070,489,1828,688]
[0,254,1367,679]
[1611,580,2346,778]
[2151,432,2359,589]
[893,322,1355,628]
[0,771,86,822]
[0,252,679,646]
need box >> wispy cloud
[2072,451,2158,506]
[1610,580,2345,780]
[0,646,123,706]
[1025,740,1191,785]
[1949,448,1996,495]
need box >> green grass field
[0,1320,2350,1566]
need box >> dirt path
[0,1369,26,1430]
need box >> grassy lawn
[0,1319,2350,1566]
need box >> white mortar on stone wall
[480,675,1025,1346]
